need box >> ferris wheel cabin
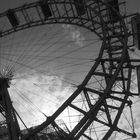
[40,0,52,19]
[131,13,140,50]
[105,0,120,23]
[74,0,86,16]
[7,9,19,27]
[131,14,140,96]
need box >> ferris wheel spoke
[0,0,139,140]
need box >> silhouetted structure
[0,0,139,140]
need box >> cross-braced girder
[0,0,139,140]
[0,0,103,39]
[0,78,21,140]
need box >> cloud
[0,24,87,130]
[62,24,85,47]
[8,71,73,128]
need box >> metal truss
[0,0,139,140]
[0,0,104,38]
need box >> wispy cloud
[9,71,73,128]
[62,24,85,47]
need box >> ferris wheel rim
[0,0,136,140]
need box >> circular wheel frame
[0,0,137,140]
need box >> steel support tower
[0,0,139,140]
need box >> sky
[0,0,139,13]
[0,0,140,140]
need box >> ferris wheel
[0,0,140,140]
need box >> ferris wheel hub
[132,133,137,138]
[0,78,10,88]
